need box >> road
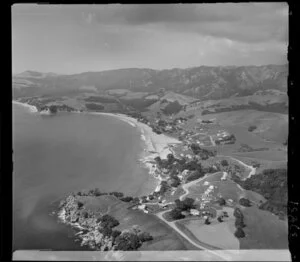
[179,173,218,201]
[209,135,216,146]
[218,155,256,179]
[156,209,231,260]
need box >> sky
[12,3,288,74]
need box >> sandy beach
[96,112,182,192]
[13,100,38,113]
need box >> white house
[190,209,200,216]
[203,181,210,186]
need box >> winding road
[218,155,256,179]
[155,209,231,260]
[179,172,220,201]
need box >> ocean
[12,103,156,251]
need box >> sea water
[12,103,156,251]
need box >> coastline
[93,112,182,192]
[13,101,181,193]
[13,100,38,113]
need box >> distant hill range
[13,64,288,101]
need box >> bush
[49,105,57,114]
[217,197,226,206]
[239,197,251,207]
[115,232,142,251]
[186,170,204,182]
[234,227,245,238]
[98,214,120,228]
[109,192,124,198]
[174,198,195,211]
[138,232,153,242]
[221,160,229,166]
[169,208,185,220]
[77,201,84,209]
[217,216,223,222]
[99,227,113,237]
[248,125,257,132]
[120,196,133,202]
[111,230,122,239]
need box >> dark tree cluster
[239,197,251,207]
[161,101,183,115]
[233,207,246,238]
[109,192,124,198]
[232,169,287,216]
[190,144,216,159]
[97,214,120,229]
[248,125,257,132]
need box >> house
[190,209,200,216]
[181,211,190,216]
[221,172,228,181]
[203,181,210,186]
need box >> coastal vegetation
[231,169,287,216]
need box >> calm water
[13,103,156,251]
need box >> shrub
[169,208,185,220]
[221,160,229,166]
[234,227,245,238]
[138,232,153,242]
[239,197,251,207]
[248,125,257,132]
[115,232,142,251]
[120,196,133,202]
[218,197,226,206]
[111,230,122,239]
[98,214,120,228]
[217,216,223,222]
[77,201,84,209]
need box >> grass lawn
[232,150,287,161]
[80,195,198,250]
[240,206,288,249]
[176,207,239,250]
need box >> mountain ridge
[13,64,288,100]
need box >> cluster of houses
[213,130,236,145]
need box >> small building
[203,181,210,186]
[181,211,190,216]
[190,209,200,216]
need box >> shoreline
[93,112,182,193]
[13,100,182,193]
[13,100,38,113]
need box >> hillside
[13,64,288,100]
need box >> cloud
[90,3,288,44]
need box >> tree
[120,196,134,202]
[115,232,142,251]
[167,154,175,164]
[217,216,223,222]
[169,208,185,220]
[49,105,57,114]
[132,197,140,204]
[239,197,251,207]
[234,228,245,238]
[111,230,122,239]
[217,197,226,206]
[99,227,113,237]
[204,218,211,225]
[98,214,120,228]
[248,125,257,132]
[221,160,229,166]
[138,232,153,242]
[182,198,195,210]
[170,176,181,187]
[77,201,84,209]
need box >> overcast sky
[12,3,288,74]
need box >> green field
[79,195,198,250]
[240,206,288,249]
